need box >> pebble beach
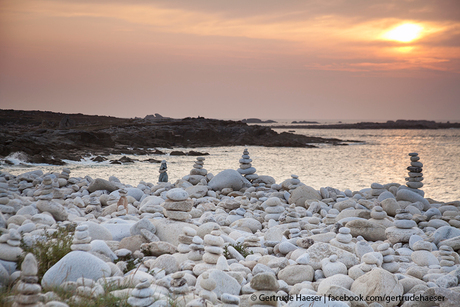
[1,149,460,307]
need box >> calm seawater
[2,129,459,202]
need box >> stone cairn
[35,176,54,201]
[163,188,193,221]
[188,235,204,261]
[116,189,129,215]
[354,236,374,260]
[243,235,261,254]
[321,254,347,277]
[237,148,258,182]
[127,277,155,307]
[0,228,23,262]
[385,209,421,244]
[330,227,354,253]
[263,197,284,222]
[158,160,168,183]
[170,271,189,295]
[202,228,224,265]
[59,168,71,180]
[177,226,196,255]
[378,243,399,273]
[190,157,207,177]
[288,174,301,192]
[279,204,300,227]
[13,253,43,307]
[439,245,456,273]
[199,272,218,304]
[405,152,424,192]
[71,224,91,252]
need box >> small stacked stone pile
[249,273,279,306]
[288,174,301,191]
[237,148,258,182]
[202,229,224,265]
[170,272,189,295]
[177,227,196,254]
[406,152,424,192]
[86,196,102,216]
[439,245,456,273]
[0,229,23,261]
[71,224,91,252]
[244,235,262,254]
[354,236,374,260]
[263,197,284,222]
[35,176,54,200]
[385,209,422,244]
[289,228,301,239]
[74,278,104,302]
[116,189,129,214]
[188,236,205,261]
[13,253,43,307]
[199,272,218,304]
[378,243,399,273]
[127,277,155,307]
[190,157,207,176]
[371,183,385,197]
[221,293,240,307]
[330,227,354,253]
[369,206,392,227]
[411,240,439,267]
[59,168,71,180]
[0,185,9,205]
[321,254,347,277]
[163,188,193,221]
[279,204,300,227]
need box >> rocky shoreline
[272,120,460,130]
[0,151,460,306]
[0,110,356,166]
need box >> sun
[383,23,423,43]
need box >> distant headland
[0,109,356,166]
[273,119,460,129]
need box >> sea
[1,120,459,202]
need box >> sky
[1,0,459,121]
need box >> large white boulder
[208,169,251,191]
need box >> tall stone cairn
[13,253,43,307]
[405,152,424,191]
[237,148,258,182]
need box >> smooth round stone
[412,240,432,251]
[164,210,190,221]
[204,246,223,255]
[75,231,90,240]
[7,240,20,247]
[339,227,350,234]
[411,162,423,167]
[278,242,297,254]
[265,206,284,214]
[408,152,419,156]
[395,220,417,229]
[8,229,21,240]
[163,199,193,211]
[200,278,216,291]
[378,243,390,251]
[76,225,89,232]
[204,235,224,247]
[395,212,413,220]
[407,182,424,189]
[221,293,240,304]
[166,188,189,201]
[192,236,203,244]
[408,172,423,177]
[177,244,191,253]
[410,156,420,161]
[440,260,455,267]
[72,237,91,244]
[131,287,154,298]
[336,234,352,244]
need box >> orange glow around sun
[383,23,424,43]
